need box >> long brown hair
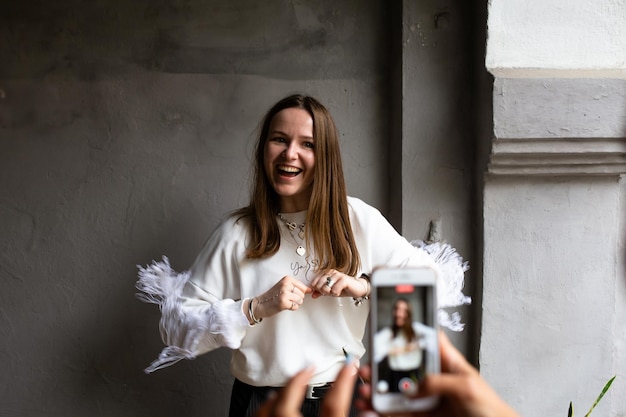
[392,298,416,342]
[234,94,361,276]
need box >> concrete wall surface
[486,0,626,77]
[0,1,482,416]
[483,176,625,416]
[485,1,626,416]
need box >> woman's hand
[252,276,312,321]
[310,270,369,299]
[256,362,358,417]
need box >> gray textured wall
[0,1,483,415]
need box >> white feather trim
[411,240,471,332]
[136,256,189,307]
[136,256,248,373]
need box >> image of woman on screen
[373,297,436,394]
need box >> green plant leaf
[568,401,573,417]
[583,375,616,417]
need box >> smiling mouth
[278,165,302,177]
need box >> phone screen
[372,279,437,397]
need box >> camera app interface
[373,283,436,396]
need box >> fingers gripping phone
[370,266,440,413]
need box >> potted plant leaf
[568,376,616,417]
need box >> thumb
[420,373,467,398]
[271,366,316,417]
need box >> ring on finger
[290,301,296,310]
[325,277,334,288]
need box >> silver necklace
[278,213,306,257]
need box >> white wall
[486,0,626,78]
[484,1,626,416]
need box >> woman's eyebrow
[269,129,314,140]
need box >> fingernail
[343,349,356,365]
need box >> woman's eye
[271,137,286,143]
[304,141,314,149]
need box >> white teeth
[279,165,301,173]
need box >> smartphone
[369,266,440,413]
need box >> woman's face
[264,107,316,213]
[393,300,410,327]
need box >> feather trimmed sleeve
[347,197,471,332]
[136,256,248,373]
[411,240,471,332]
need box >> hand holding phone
[369,266,440,413]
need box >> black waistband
[230,378,360,417]
[238,379,334,400]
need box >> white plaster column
[483,1,626,416]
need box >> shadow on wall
[0,0,408,415]
[59,294,234,416]
[81,222,237,416]
[96,300,234,417]
[0,0,385,81]
[0,97,237,415]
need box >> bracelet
[353,274,370,306]
[248,297,263,324]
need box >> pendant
[296,245,306,257]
